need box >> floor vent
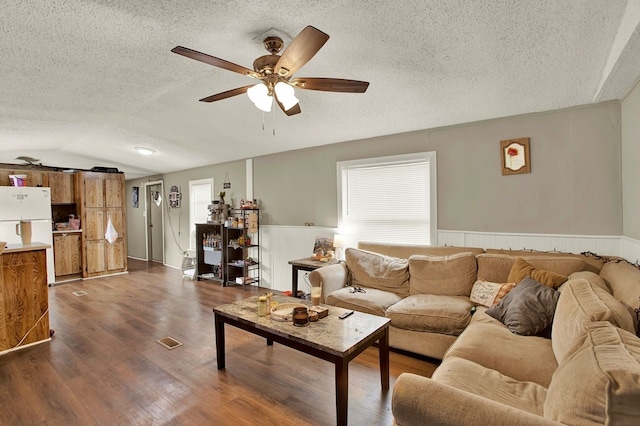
[156,336,183,350]
[72,290,88,297]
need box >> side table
[288,258,338,297]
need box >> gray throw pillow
[486,277,560,336]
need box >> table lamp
[333,234,346,261]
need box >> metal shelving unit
[224,208,260,290]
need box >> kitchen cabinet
[53,231,82,277]
[46,172,75,204]
[0,168,46,187]
[0,245,50,354]
[77,171,127,278]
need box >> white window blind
[338,152,436,245]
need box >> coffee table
[213,296,390,426]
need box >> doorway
[144,181,165,264]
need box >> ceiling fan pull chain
[272,97,276,136]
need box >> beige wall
[622,80,640,240]
[127,101,625,267]
[126,161,246,267]
[256,101,622,235]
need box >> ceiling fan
[171,26,369,116]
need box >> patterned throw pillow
[470,280,516,307]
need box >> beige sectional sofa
[308,242,640,425]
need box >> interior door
[147,183,164,263]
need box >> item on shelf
[69,214,80,230]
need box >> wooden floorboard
[0,259,437,425]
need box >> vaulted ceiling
[2,1,639,179]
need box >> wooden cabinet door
[106,240,125,271]
[85,240,106,274]
[0,169,45,187]
[0,250,49,350]
[48,172,74,204]
[105,178,123,208]
[84,178,105,208]
[84,210,105,240]
[53,233,82,276]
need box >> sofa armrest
[309,263,348,303]
[392,373,560,426]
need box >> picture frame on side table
[500,137,531,175]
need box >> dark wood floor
[0,259,437,425]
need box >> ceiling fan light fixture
[247,83,272,112]
[135,147,155,155]
[274,82,299,111]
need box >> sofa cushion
[566,270,610,293]
[470,280,516,307]
[433,356,547,416]
[408,252,477,296]
[599,260,640,332]
[552,278,636,364]
[485,248,605,273]
[358,241,485,259]
[444,317,558,387]
[325,286,402,317]
[486,278,560,336]
[476,254,585,283]
[385,294,472,335]
[345,248,409,297]
[544,321,640,426]
[507,258,568,289]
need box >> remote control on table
[339,310,354,319]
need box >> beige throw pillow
[345,248,409,297]
[408,252,477,296]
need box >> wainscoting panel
[621,237,640,264]
[260,225,336,292]
[437,230,621,257]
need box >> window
[337,152,436,245]
[189,178,214,249]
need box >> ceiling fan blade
[290,77,369,93]
[274,92,302,116]
[274,26,329,77]
[199,85,254,103]
[172,46,260,78]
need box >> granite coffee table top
[214,295,390,358]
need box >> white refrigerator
[0,187,55,285]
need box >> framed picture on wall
[500,137,531,175]
[132,186,139,208]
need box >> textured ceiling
[1,0,640,179]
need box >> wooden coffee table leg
[335,359,348,426]
[214,314,225,369]
[379,327,390,390]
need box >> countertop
[2,242,51,253]
[52,229,83,234]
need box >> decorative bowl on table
[270,302,307,322]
